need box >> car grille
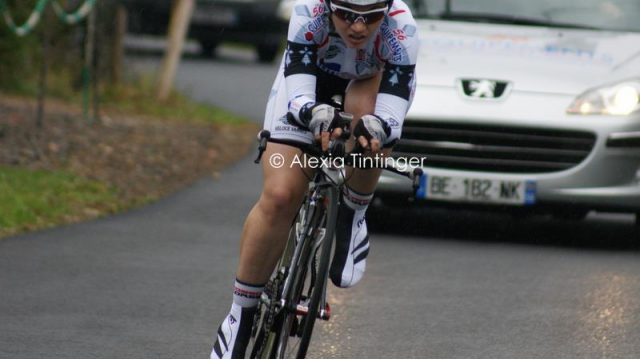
[393,120,596,173]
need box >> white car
[377,0,640,223]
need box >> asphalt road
[2,42,640,359]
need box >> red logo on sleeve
[392,29,407,41]
[305,32,314,41]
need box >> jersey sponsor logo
[288,96,305,115]
[229,314,237,325]
[381,24,405,63]
[313,4,326,17]
[386,118,400,128]
[305,31,314,41]
[392,29,407,41]
[276,113,306,133]
[307,15,326,34]
[275,124,307,133]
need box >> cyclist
[210,0,418,357]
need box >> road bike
[248,114,421,359]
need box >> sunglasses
[330,3,388,24]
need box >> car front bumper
[378,88,640,213]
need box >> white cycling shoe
[329,198,370,288]
[210,303,255,359]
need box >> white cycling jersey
[263,0,419,146]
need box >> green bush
[0,1,39,91]
[0,0,88,94]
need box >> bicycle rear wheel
[275,186,339,359]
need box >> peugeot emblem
[459,79,511,100]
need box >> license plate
[417,173,536,206]
[191,8,236,26]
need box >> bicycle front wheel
[276,186,339,359]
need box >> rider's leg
[330,72,392,288]
[211,143,311,359]
[343,71,388,192]
[238,143,312,284]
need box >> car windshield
[408,0,640,32]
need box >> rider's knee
[344,74,381,118]
[344,95,375,120]
[259,185,301,217]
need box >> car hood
[416,20,640,95]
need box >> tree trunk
[156,0,194,102]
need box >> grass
[6,69,247,126]
[0,166,120,238]
[101,76,247,125]
[0,70,250,239]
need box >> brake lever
[333,112,353,141]
[254,130,271,164]
[329,140,346,158]
[326,112,353,158]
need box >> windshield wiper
[439,11,601,30]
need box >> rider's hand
[308,104,343,151]
[353,114,391,154]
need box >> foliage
[0,0,114,93]
[0,1,40,91]
[0,166,119,237]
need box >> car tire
[256,44,279,63]
[199,40,219,58]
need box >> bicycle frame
[287,166,345,318]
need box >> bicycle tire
[248,216,303,359]
[292,186,339,359]
[274,189,329,359]
[249,190,323,359]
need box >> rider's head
[328,0,393,48]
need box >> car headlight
[567,80,640,116]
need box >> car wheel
[256,44,279,63]
[199,40,218,58]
